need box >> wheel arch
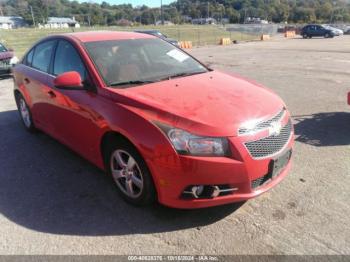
[14,89,21,98]
[99,130,160,201]
[100,131,129,165]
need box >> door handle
[47,90,56,98]
[24,78,30,84]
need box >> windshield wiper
[161,71,206,81]
[109,80,155,87]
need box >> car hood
[0,51,13,61]
[109,71,284,137]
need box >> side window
[25,48,34,66]
[53,40,87,80]
[32,40,56,73]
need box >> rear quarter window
[23,48,34,66]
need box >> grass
[0,25,258,58]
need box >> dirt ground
[0,35,349,255]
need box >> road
[0,36,349,255]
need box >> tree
[2,0,350,25]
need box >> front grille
[239,109,285,135]
[0,58,11,68]
[251,174,270,189]
[244,120,292,159]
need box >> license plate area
[0,60,11,69]
[269,149,292,179]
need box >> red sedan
[13,31,294,209]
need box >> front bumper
[147,128,294,209]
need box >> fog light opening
[182,184,238,199]
[211,186,220,198]
[191,185,204,198]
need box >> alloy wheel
[110,149,144,199]
[19,98,31,128]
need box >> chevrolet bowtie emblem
[268,122,282,136]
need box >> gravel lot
[0,36,349,255]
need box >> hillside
[1,0,350,25]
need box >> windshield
[0,43,8,52]
[84,38,207,87]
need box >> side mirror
[54,71,83,90]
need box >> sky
[79,0,175,8]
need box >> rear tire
[104,137,157,206]
[15,93,36,132]
[302,33,308,39]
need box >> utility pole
[207,1,209,19]
[330,1,336,23]
[160,0,164,25]
[0,5,3,16]
[30,5,35,27]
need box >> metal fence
[225,24,279,37]
[126,24,277,46]
[0,23,310,58]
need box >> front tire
[104,138,156,206]
[324,33,330,38]
[15,93,36,132]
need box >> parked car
[322,25,343,36]
[134,29,179,46]
[13,31,294,209]
[301,24,335,38]
[0,43,18,76]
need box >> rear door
[315,25,325,36]
[14,40,57,132]
[308,25,317,36]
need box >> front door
[46,39,104,163]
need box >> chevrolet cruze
[13,31,294,209]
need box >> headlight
[9,56,19,65]
[155,122,230,157]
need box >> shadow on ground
[293,112,350,147]
[0,110,242,236]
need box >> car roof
[134,29,160,33]
[63,31,156,43]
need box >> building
[0,16,25,29]
[192,18,217,25]
[39,17,80,29]
[116,19,133,27]
[182,15,192,23]
[155,20,174,26]
[245,17,268,24]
